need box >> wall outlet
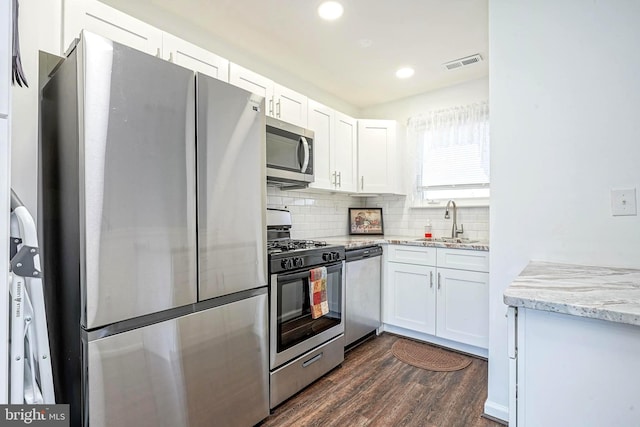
[611,188,637,216]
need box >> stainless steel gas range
[267,209,345,408]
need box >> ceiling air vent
[443,54,483,71]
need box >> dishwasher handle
[346,246,383,262]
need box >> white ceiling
[100,0,488,109]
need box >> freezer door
[196,73,267,300]
[86,293,269,427]
[80,32,197,328]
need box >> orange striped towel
[309,266,328,319]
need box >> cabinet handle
[361,176,364,190]
[332,171,337,186]
[437,272,441,290]
[155,48,161,58]
[269,99,274,116]
[337,171,342,187]
[276,99,281,117]
[429,271,433,288]
[168,52,174,63]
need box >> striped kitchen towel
[309,266,329,319]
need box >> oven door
[270,261,344,369]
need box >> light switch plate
[611,188,637,216]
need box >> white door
[385,263,436,334]
[273,84,308,128]
[358,120,395,193]
[162,33,228,81]
[308,100,335,190]
[229,63,274,111]
[435,268,489,348]
[334,112,357,192]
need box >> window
[410,102,489,202]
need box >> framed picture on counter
[349,208,384,235]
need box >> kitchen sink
[415,237,480,244]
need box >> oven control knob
[322,253,331,262]
[332,251,340,261]
[281,258,293,270]
[294,257,304,268]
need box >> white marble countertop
[504,261,640,327]
[316,235,489,251]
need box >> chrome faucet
[444,200,464,238]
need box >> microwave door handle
[300,136,310,173]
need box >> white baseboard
[484,400,509,424]
[382,324,489,358]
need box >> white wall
[360,77,490,241]
[360,76,488,123]
[487,0,640,421]
[0,0,12,404]
[10,0,61,217]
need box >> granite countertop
[317,235,489,251]
[504,261,640,327]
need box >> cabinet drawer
[387,245,436,266]
[436,248,489,272]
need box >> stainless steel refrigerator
[40,31,268,427]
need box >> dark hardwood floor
[260,334,502,427]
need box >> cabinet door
[357,120,396,193]
[334,112,357,192]
[435,268,489,348]
[273,84,308,128]
[385,262,436,334]
[229,63,274,111]
[63,0,163,56]
[308,100,335,190]
[162,33,228,82]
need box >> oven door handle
[276,261,343,280]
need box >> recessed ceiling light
[318,1,344,21]
[395,67,415,79]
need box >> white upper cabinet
[162,33,228,82]
[63,0,231,81]
[229,63,308,128]
[229,63,274,103]
[273,84,308,128]
[308,100,335,190]
[63,0,163,56]
[308,101,357,192]
[333,112,357,192]
[357,119,404,194]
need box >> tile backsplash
[267,187,364,239]
[267,188,489,241]
[364,195,490,241]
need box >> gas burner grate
[267,239,329,253]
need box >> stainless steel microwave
[266,117,314,188]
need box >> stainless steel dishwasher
[345,246,383,347]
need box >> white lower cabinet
[435,268,489,348]
[386,263,436,334]
[384,246,489,354]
